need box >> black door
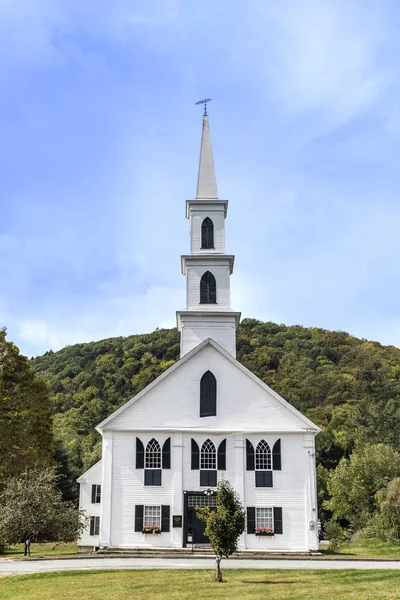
[188,507,209,544]
[184,492,217,546]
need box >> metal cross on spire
[195,98,212,116]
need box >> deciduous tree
[197,480,245,582]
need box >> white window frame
[90,516,100,536]
[200,439,216,470]
[256,507,273,530]
[255,439,272,471]
[93,484,101,503]
[145,439,161,469]
[143,505,161,529]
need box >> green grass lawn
[1,538,400,560]
[1,569,400,600]
[324,538,400,559]
[1,542,80,559]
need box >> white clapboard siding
[77,461,102,549]
[111,431,174,547]
[190,212,225,254]
[108,343,310,432]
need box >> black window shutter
[135,505,144,532]
[247,507,256,534]
[200,470,217,487]
[136,437,144,469]
[191,439,199,469]
[91,484,96,504]
[144,469,162,486]
[255,471,273,487]
[273,439,281,471]
[90,516,95,535]
[217,439,226,470]
[200,371,217,417]
[162,505,170,532]
[274,507,283,534]
[246,439,255,471]
[162,438,171,469]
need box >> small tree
[197,480,245,582]
[0,467,86,550]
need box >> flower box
[255,528,274,536]
[142,526,161,535]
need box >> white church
[77,109,320,552]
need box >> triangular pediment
[97,339,319,434]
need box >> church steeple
[196,115,218,200]
[176,110,241,358]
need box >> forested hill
[32,319,400,499]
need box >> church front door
[184,492,217,546]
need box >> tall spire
[196,114,218,199]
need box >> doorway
[184,492,217,546]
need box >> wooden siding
[77,461,102,548]
[100,430,317,551]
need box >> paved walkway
[1,557,400,575]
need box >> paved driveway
[1,557,400,575]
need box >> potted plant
[255,527,274,536]
[142,525,161,535]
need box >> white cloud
[256,0,393,126]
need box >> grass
[1,538,399,560]
[323,538,400,559]
[1,569,400,600]
[1,542,80,559]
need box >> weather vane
[195,98,212,116]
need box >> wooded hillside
[31,319,400,506]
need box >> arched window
[201,217,214,249]
[146,438,161,469]
[201,439,216,470]
[200,271,216,304]
[256,440,271,470]
[200,371,217,417]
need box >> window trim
[90,516,100,536]
[145,438,162,469]
[200,439,217,487]
[200,371,217,418]
[201,217,214,249]
[91,484,101,504]
[143,505,162,529]
[200,271,217,304]
[256,507,274,531]
[255,440,272,471]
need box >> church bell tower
[176,108,241,357]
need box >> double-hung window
[255,440,273,487]
[144,505,161,529]
[145,439,162,486]
[91,484,101,503]
[256,507,273,530]
[200,439,217,486]
[90,516,100,536]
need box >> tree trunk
[215,556,222,582]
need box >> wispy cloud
[1,0,400,355]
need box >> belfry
[176,112,241,357]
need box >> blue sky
[1,0,400,357]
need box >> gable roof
[96,339,320,433]
[76,460,102,483]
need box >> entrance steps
[99,546,319,557]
